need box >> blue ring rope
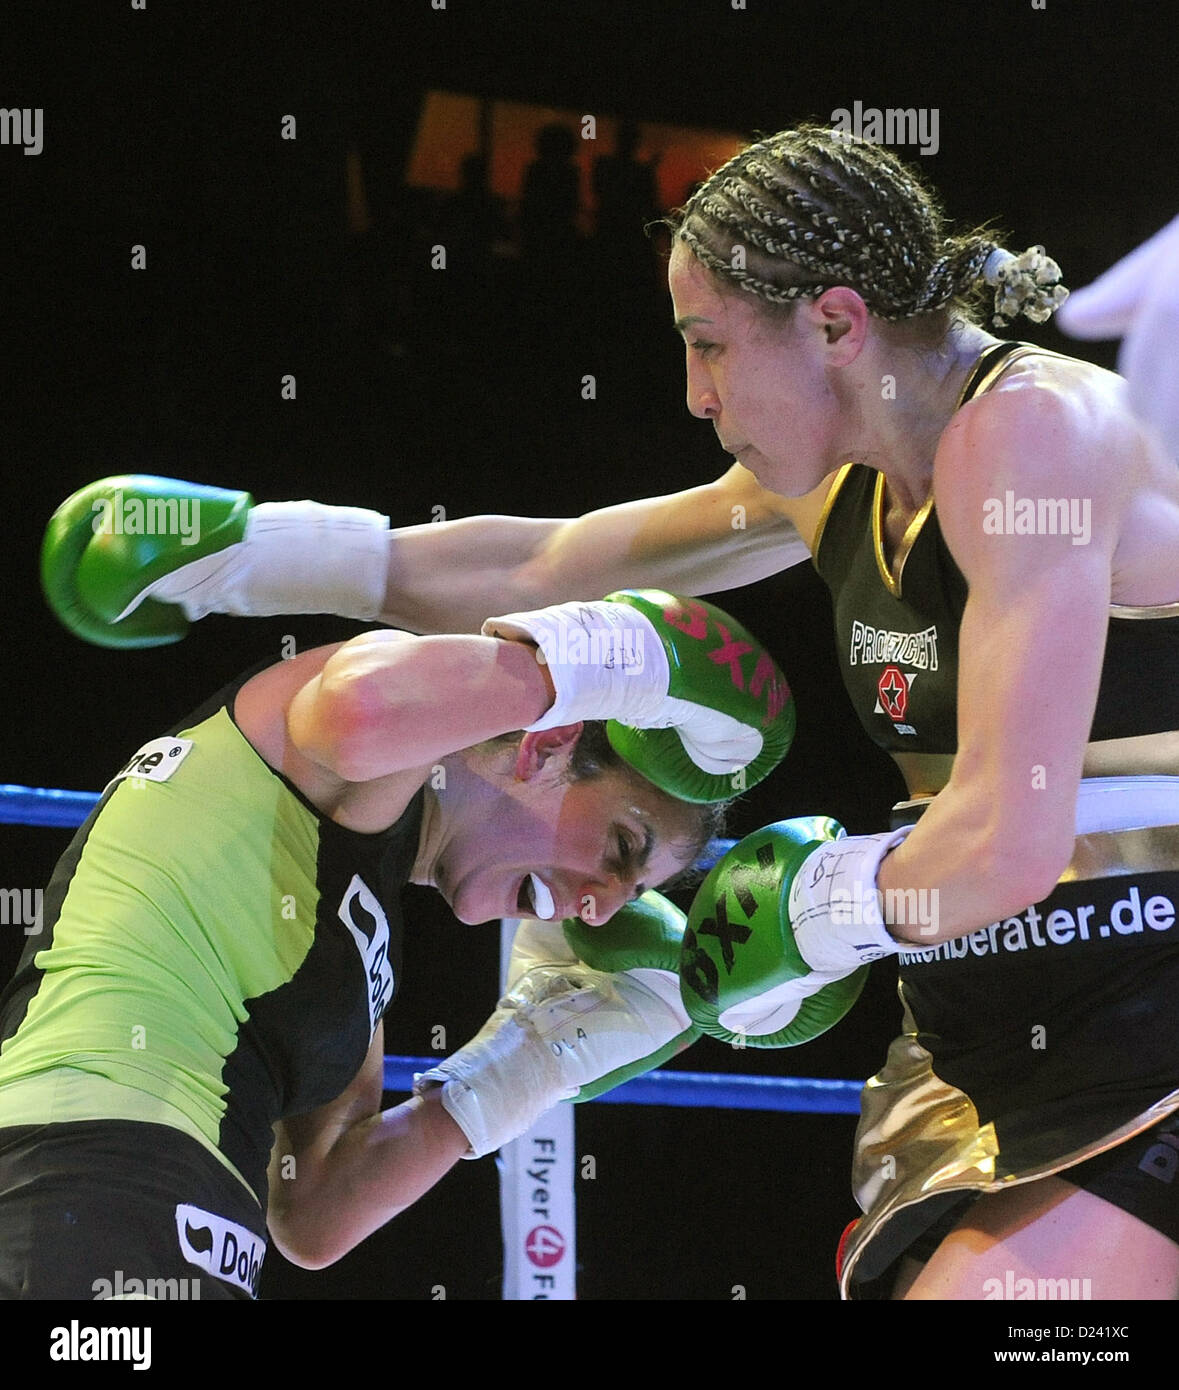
[0,785,103,827]
[382,1056,862,1112]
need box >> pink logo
[663,601,789,723]
[524,1225,566,1268]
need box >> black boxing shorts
[0,1119,267,1300]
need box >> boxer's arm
[378,463,822,633]
[267,1023,469,1269]
[285,628,554,782]
[416,894,702,1155]
[41,464,826,648]
[266,898,699,1266]
[877,384,1125,942]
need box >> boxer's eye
[610,828,638,878]
[608,819,654,886]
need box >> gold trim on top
[964,343,1045,399]
[889,750,955,799]
[808,461,856,566]
[869,343,1024,599]
[872,473,935,598]
[1109,600,1179,619]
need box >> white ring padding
[1074,776,1179,834]
[899,776,1179,836]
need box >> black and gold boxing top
[0,665,423,1205]
[812,341,1179,759]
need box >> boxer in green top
[0,591,796,1297]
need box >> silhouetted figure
[594,122,661,248]
[447,153,509,273]
[593,122,664,316]
[427,153,510,352]
[520,124,581,262]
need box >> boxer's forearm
[269,1090,468,1270]
[877,789,1071,947]
[379,477,807,634]
[379,515,574,632]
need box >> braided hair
[672,125,1066,328]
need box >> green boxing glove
[482,589,795,803]
[414,892,701,1157]
[561,891,701,1102]
[40,475,390,648]
[679,817,872,1048]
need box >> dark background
[3,0,1177,1314]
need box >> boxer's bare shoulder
[943,349,1179,605]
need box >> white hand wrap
[787,827,915,973]
[124,501,390,622]
[482,601,670,728]
[482,601,761,770]
[415,920,689,1158]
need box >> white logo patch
[174,1203,265,1297]
[338,873,394,1032]
[108,736,193,787]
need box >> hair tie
[982,245,1069,326]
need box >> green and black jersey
[0,667,423,1206]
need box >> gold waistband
[891,780,1179,882]
[842,1034,1179,1298]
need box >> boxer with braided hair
[42,124,1179,1301]
[674,123,1064,325]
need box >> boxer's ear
[514,724,584,781]
[805,286,869,360]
